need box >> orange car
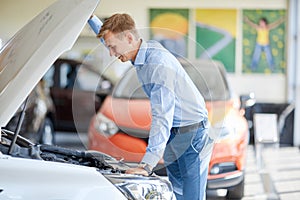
[88,59,254,199]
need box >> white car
[0,0,173,199]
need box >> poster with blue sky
[149,9,189,58]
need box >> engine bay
[0,129,125,173]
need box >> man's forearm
[141,148,164,169]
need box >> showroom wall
[0,0,288,103]
[96,0,288,103]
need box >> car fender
[0,154,126,200]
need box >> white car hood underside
[0,0,100,127]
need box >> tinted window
[43,66,54,87]
[76,67,100,92]
[183,61,230,101]
[113,68,147,99]
[60,63,73,88]
[44,61,102,92]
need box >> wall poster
[195,9,237,72]
[243,10,286,74]
[149,9,189,58]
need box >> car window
[60,63,73,88]
[44,60,102,92]
[43,66,55,87]
[113,60,230,101]
[113,68,147,99]
[184,64,230,101]
[76,67,100,92]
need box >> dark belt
[171,120,205,134]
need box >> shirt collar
[132,39,147,66]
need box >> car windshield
[113,60,231,101]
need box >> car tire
[38,118,55,145]
[226,178,245,199]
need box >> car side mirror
[240,93,256,109]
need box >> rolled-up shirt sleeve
[87,15,105,44]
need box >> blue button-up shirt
[88,16,208,168]
[133,40,207,167]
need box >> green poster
[195,9,237,72]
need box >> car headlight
[94,113,119,136]
[104,174,173,200]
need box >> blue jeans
[163,120,214,200]
[251,43,274,71]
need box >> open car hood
[0,0,100,128]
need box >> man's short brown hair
[97,13,139,39]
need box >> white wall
[0,0,55,40]
[0,0,288,103]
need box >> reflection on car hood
[0,0,100,128]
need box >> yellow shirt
[256,28,269,45]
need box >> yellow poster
[149,9,189,58]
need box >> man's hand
[125,167,149,176]
[126,163,153,176]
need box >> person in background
[88,14,213,200]
[244,16,285,72]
